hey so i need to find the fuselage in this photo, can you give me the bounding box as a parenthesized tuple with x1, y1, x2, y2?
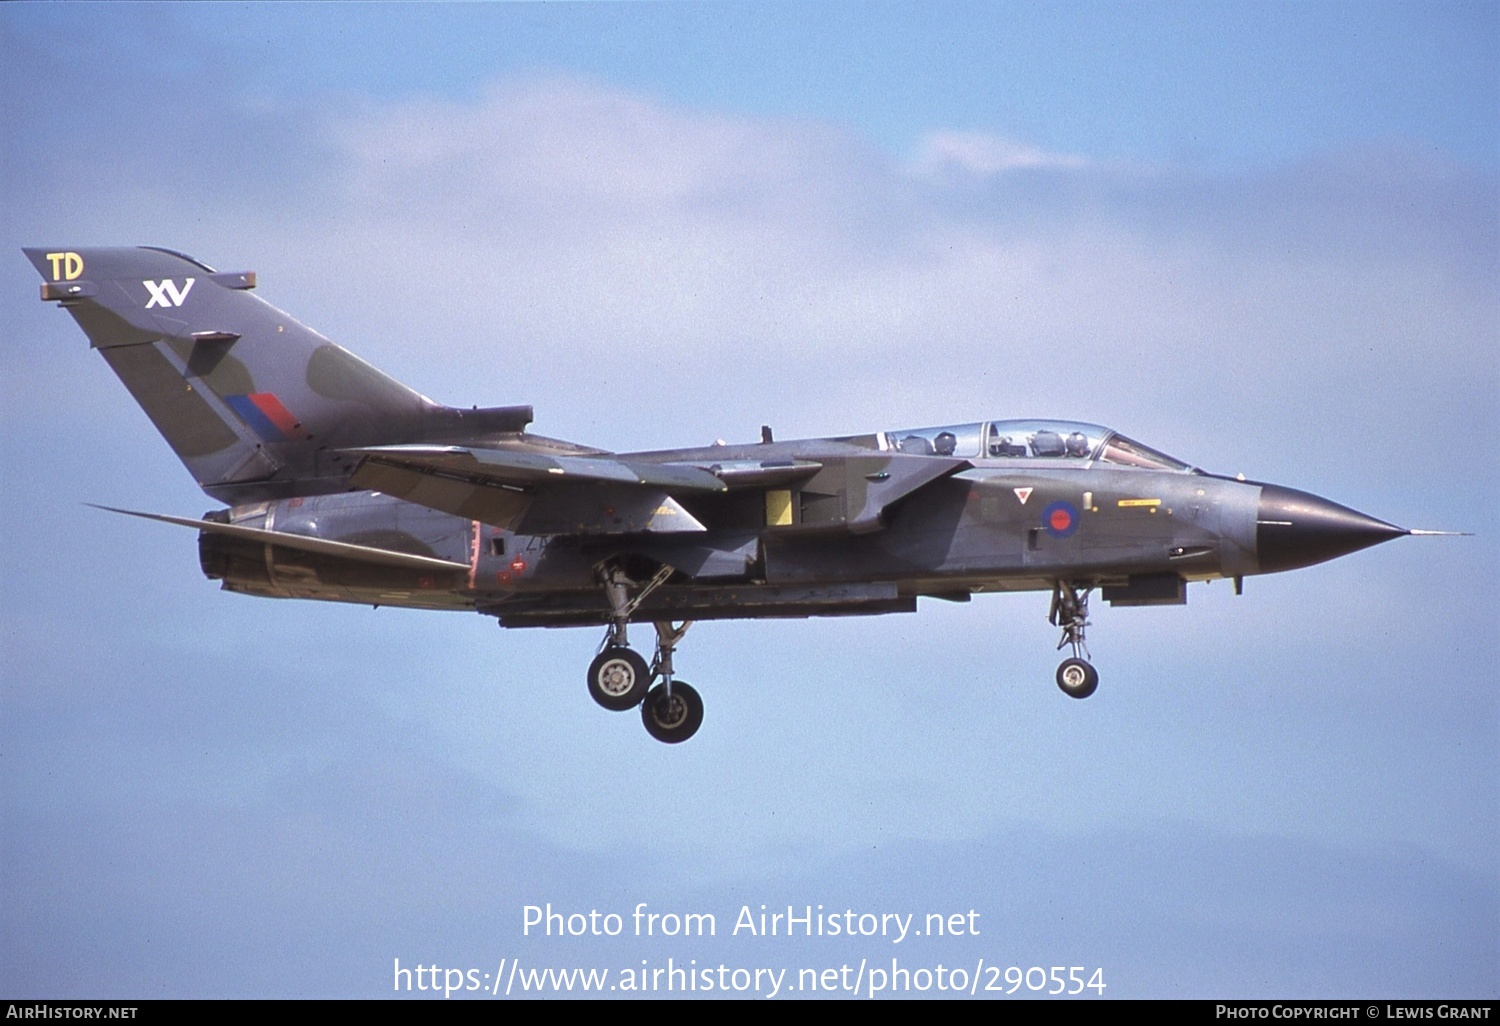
(197, 418, 1398, 627)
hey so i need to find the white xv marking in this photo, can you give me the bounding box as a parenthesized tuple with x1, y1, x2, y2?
(143, 277, 195, 308)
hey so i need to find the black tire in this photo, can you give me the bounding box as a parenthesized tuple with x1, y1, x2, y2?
(1056, 657, 1099, 699)
(640, 681, 704, 744)
(587, 647, 651, 711)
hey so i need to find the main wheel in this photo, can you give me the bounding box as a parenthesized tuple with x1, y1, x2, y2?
(1056, 657, 1099, 699)
(640, 681, 704, 744)
(587, 647, 651, 711)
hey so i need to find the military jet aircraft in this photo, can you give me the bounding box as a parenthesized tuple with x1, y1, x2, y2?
(26, 246, 1441, 743)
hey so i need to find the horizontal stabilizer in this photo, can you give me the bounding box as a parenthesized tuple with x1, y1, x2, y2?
(88, 504, 471, 573)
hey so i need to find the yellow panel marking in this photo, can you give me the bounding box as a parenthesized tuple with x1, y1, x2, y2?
(766, 489, 793, 526)
(1117, 498, 1161, 508)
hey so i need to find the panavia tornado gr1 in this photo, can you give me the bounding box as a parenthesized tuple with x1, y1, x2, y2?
(26, 246, 1445, 743)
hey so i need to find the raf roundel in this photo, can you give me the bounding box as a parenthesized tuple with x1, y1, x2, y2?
(1042, 500, 1080, 539)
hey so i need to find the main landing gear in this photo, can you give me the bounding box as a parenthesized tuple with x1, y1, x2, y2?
(586, 565, 704, 744)
(586, 646, 650, 711)
(1050, 581, 1099, 699)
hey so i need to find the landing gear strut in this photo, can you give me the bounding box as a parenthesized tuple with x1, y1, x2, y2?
(585, 564, 704, 743)
(1050, 581, 1099, 699)
(641, 622, 702, 744)
(585, 566, 659, 712)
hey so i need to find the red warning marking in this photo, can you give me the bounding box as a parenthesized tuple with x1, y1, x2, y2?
(510, 556, 527, 574)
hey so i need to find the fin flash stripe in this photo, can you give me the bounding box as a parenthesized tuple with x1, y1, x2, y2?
(226, 393, 310, 442)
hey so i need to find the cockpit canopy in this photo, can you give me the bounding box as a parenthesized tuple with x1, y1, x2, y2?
(882, 419, 1194, 472)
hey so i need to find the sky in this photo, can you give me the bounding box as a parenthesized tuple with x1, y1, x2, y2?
(1, 0, 1496, 1000)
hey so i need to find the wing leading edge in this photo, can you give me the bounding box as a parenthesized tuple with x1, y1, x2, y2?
(345, 445, 723, 534)
(344, 444, 968, 537)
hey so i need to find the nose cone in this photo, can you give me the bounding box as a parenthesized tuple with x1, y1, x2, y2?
(1256, 484, 1407, 574)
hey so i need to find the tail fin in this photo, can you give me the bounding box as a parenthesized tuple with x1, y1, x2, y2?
(24, 247, 530, 503)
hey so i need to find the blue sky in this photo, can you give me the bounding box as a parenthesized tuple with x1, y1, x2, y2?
(2, 1, 1496, 999)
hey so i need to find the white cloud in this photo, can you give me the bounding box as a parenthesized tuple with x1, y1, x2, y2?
(911, 129, 1089, 176)
(284, 78, 1492, 463)
(8, 68, 1491, 464)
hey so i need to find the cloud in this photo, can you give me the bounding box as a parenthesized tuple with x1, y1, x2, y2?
(9, 61, 1491, 454)
(911, 130, 1089, 176)
(170, 74, 1471, 463)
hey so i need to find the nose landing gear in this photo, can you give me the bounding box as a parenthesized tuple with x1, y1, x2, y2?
(1055, 656, 1099, 699)
(1050, 581, 1099, 699)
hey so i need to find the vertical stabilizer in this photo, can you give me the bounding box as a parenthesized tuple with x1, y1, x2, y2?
(24, 246, 441, 502)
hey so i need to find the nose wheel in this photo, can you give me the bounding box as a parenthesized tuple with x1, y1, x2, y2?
(1056, 656, 1099, 699)
(1050, 581, 1099, 699)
